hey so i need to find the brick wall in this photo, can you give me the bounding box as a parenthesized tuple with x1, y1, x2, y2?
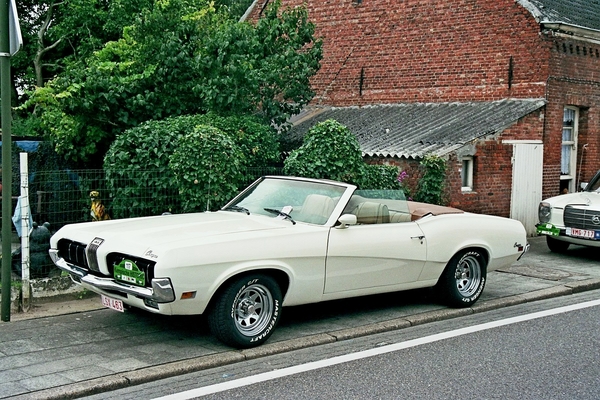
(542, 35, 600, 198)
(364, 109, 545, 217)
(250, 0, 600, 215)
(249, 0, 548, 104)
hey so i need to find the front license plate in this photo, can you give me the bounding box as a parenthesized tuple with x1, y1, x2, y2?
(566, 227, 598, 239)
(101, 295, 124, 312)
(537, 223, 559, 236)
(114, 259, 145, 286)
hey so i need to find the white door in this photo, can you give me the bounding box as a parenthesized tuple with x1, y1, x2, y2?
(325, 222, 427, 294)
(509, 141, 543, 235)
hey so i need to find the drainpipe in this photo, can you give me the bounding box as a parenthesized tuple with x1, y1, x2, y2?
(577, 143, 588, 190)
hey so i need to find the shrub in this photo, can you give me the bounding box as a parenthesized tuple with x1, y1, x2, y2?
(104, 113, 278, 217)
(360, 164, 402, 190)
(104, 116, 190, 217)
(169, 125, 244, 212)
(283, 119, 364, 185)
(284, 119, 402, 190)
(195, 113, 280, 168)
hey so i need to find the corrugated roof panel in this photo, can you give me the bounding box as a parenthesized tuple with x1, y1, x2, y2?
(519, 0, 600, 31)
(285, 99, 546, 159)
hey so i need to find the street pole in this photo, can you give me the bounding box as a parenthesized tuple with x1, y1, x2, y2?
(1, 0, 12, 322)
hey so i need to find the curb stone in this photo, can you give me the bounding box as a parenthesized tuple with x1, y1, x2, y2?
(565, 278, 600, 293)
(11, 277, 600, 400)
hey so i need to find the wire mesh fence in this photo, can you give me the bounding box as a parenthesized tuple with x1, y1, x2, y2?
(31, 166, 284, 231)
(7, 166, 282, 279)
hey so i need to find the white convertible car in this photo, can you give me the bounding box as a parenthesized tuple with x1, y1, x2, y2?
(537, 169, 600, 252)
(50, 176, 528, 348)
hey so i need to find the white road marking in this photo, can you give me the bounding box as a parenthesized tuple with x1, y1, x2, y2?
(152, 299, 600, 400)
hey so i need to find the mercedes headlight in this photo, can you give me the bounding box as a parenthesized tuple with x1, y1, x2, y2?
(538, 201, 552, 223)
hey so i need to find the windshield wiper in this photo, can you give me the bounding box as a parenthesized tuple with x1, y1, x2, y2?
(224, 205, 250, 215)
(264, 208, 296, 225)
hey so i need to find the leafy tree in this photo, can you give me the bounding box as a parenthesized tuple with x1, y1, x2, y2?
(10, 1, 253, 102)
(12, 0, 154, 96)
(214, 0, 255, 18)
(20, 0, 321, 167)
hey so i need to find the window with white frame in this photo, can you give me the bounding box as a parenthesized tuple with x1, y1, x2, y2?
(561, 107, 578, 193)
(461, 156, 474, 192)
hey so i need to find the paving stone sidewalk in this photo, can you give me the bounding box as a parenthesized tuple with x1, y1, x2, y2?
(1, 236, 599, 399)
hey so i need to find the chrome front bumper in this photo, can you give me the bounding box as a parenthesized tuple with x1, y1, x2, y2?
(49, 249, 175, 303)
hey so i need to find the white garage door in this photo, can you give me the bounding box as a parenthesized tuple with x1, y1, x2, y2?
(508, 141, 543, 236)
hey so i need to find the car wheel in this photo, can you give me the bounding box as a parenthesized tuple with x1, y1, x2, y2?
(437, 249, 487, 308)
(546, 236, 570, 253)
(208, 274, 282, 348)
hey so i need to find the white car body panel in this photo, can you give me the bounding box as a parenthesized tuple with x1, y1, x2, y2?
(537, 169, 600, 249)
(325, 221, 427, 293)
(49, 176, 528, 319)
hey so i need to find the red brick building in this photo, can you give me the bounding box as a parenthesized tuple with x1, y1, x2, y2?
(246, 0, 600, 234)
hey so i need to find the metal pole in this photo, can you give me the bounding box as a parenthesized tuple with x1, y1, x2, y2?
(1, 0, 12, 321)
(20, 152, 30, 311)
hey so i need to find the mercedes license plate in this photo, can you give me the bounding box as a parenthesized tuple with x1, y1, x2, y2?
(566, 227, 596, 239)
(101, 295, 124, 312)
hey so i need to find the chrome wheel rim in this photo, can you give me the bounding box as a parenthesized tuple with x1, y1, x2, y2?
(234, 283, 274, 337)
(454, 254, 482, 297)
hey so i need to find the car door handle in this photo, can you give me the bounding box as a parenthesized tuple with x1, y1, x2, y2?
(411, 235, 425, 244)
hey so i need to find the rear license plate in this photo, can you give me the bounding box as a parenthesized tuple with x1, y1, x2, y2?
(566, 227, 597, 239)
(101, 295, 124, 312)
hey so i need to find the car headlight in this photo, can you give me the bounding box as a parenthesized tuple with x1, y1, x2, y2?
(538, 201, 552, 223)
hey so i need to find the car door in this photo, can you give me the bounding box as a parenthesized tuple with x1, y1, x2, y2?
(324, 221, 427, 294)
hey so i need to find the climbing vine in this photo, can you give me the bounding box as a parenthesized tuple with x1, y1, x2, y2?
(414, 154, 447, 205)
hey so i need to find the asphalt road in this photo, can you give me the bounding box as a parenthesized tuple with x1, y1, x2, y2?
(85, 290, 600, 400)
(1, 236, 600, 399)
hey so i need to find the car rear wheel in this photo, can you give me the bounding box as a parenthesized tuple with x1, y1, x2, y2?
(546, 236, 570, 253)
(437, 249, 487, 308)
(208, 274, 282, 348)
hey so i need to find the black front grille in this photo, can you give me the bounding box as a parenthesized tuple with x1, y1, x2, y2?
(57, 239, 89, 269)
(564, 205, 600, 230)
(106, 253, 156, 287)
(57, 239, 156, 286)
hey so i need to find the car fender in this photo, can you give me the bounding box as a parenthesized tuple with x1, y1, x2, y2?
(155, 229, 329, 315)
(415, 213, 525, 280)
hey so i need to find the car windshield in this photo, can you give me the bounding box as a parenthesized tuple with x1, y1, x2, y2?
(226, 178, 347, 225)
(584, 170, 600, 193)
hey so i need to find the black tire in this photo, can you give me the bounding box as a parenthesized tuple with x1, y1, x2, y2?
(437, 249, 487, 308)
(546, 236, 570, 253)
(208, 274, 282, 348)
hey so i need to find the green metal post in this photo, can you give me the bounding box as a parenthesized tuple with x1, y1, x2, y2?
(1, 0, 12, 321)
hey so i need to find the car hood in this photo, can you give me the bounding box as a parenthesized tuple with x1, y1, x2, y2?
(51, 211, 288, 249)
(544, 191, 600, 208)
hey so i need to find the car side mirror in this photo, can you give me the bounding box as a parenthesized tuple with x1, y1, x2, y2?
(337, 214, 357, 229)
